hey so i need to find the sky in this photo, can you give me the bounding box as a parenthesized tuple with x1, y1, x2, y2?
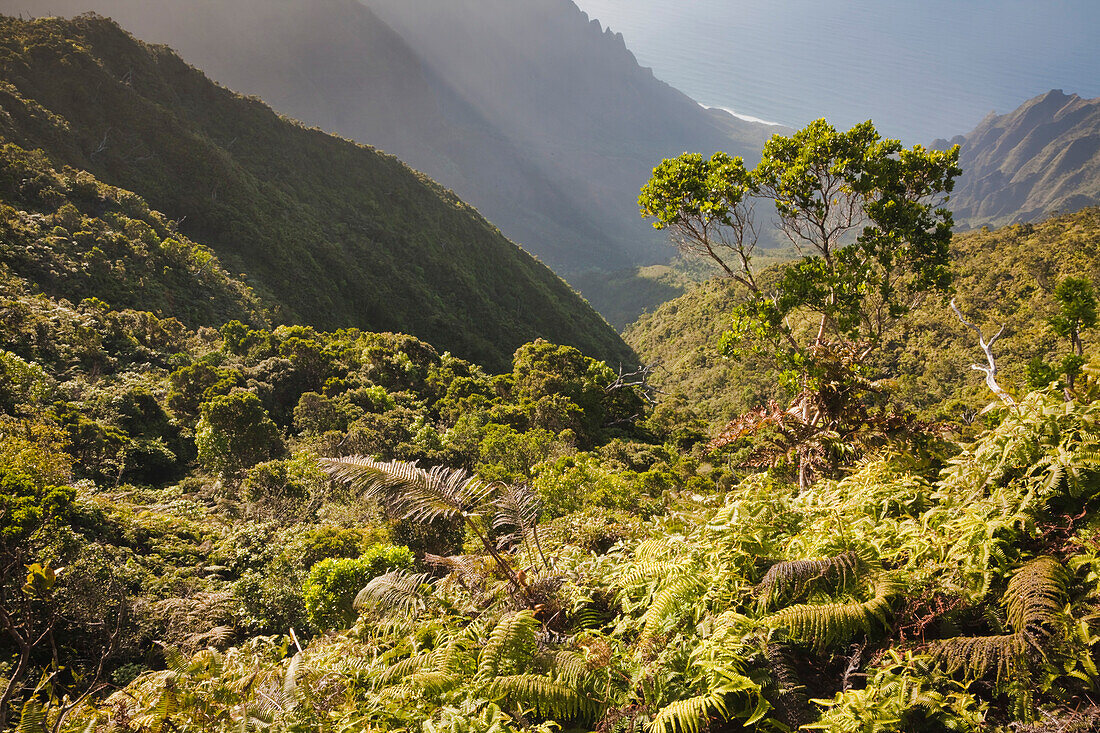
(572, 0, 1100, 143)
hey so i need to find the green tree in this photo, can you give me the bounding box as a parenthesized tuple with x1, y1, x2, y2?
(1050, 276, 1097, 358)
(195, 391, 283, 477)
(640, 119, 960, 486)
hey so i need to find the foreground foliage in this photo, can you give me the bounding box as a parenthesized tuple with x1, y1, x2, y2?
(10, 375, 1091, 731)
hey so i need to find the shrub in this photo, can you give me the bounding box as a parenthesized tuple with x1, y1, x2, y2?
(293, 526, 369, 570)
(241, 456, 326, 505)
(303, 544, 413, 631)
(195, 391, 283, 476)
(0, 467, 75, 549)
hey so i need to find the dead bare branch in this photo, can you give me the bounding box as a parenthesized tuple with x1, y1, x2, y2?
(950, 299, 1017, 409)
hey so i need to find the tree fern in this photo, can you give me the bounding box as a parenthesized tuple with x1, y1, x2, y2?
(322, 457, 493, 523)
(325, 457, 534, 599)
(493, 482, 549, 569)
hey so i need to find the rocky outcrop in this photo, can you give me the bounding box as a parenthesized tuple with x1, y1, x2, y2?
(934, 90, 1100, 229)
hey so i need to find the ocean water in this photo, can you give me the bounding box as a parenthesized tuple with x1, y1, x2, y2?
(573, 0, 1100, 143)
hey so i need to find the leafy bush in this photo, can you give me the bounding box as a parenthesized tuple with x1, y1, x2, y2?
(292, 526, 370, 570)
(0, 467, 75, 548)
(303, 544, 413, 631)
(196, 391, 284, 476)
(241, 455, 327, 506)
(532, 453, 669, 519)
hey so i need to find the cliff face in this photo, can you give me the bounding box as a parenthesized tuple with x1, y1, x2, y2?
(935, 90, 1100, 229)
(0, 0, 779, 275)
(0, 14, 635, 369)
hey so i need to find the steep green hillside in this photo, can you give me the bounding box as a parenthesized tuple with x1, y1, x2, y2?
(627, 208, 1100, 426)
(0, 0, 783, 276)
(0, 14, 633, 370)
(0, 142, 264, 327)
(4, 233, 1100, 732)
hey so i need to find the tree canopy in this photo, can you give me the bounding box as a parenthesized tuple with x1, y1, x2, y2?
(640, 119, 961, 485)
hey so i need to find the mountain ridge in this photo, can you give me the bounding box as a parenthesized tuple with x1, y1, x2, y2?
(0, 13, 633, 370)
(0, 0, 782, 276)
(934, 89, 1100, 229)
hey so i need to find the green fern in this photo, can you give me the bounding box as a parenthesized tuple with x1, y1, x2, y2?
(477, 610, 540, 678)
(648, 691, 728, 733)
(15, 698, 47, 733)
(764, 576, 899, 652)
(322, 457, 493, 523)
(640, 570, 707, 640)
(622, 559, 687, 587)
(1003, 555, 1069, 639)
(648, 674, 767, 733)
(354, 570, 434, 618)
(489, 674, 593, 720)
(540, 650, 590, 686)
(929, 556, 1069, 687)
(756, 550, 866, 610)
(406, 671, 463, 695)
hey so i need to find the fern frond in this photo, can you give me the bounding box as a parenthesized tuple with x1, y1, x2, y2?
(764, 577, 898, 652)
(322, 456, 494, 522)
(622, 560, 686, 587)
(765, 642, 811, 729)
(187, 625, 234, 650)
(15, 698, 47, 733)
(534, 649, 589, 686)
(283, 652, 301, 708)
(648, 691, 728, 733)
(478, 610, 540, 678)
(354, 570, 434, 617)
(493, 483, 541, 542)
(151, 683, 178, 732)
(641, 571, 706, 639)
(407, 671, 462, 695)
(756, 550, 866, 610)
(928, 632, 1025, 684)
(929, 556, 1070, 687)
(634, 537, 680, 563)
(1003, 555, 1068, 640)
(489, 674, 593, 721)
(162, 645, 188, 674)
(380, 651, 437, 684)
(240, 705, 276, 731)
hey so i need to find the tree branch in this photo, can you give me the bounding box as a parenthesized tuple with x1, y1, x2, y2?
(950, 299, 1017, 409)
